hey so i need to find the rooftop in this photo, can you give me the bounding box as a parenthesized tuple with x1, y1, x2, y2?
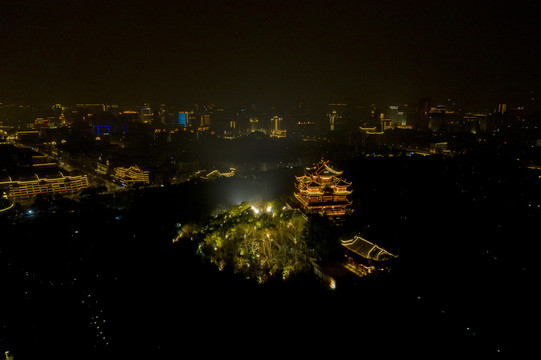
(341, 236, 397, 261)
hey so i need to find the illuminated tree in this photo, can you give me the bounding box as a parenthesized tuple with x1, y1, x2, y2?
(177, 201, 312, 283)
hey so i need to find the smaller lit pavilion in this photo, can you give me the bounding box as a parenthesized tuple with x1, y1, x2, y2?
(341, 236, 397, 277)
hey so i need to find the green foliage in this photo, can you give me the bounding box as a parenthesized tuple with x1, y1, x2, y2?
(178, 201, 313, 283)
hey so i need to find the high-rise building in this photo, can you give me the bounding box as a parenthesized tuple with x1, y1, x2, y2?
(249, 117, 259, 132)
(418, 97, 432, 129)
(140, 103, 153, 124)
(269, 116, 286, 138)
(388, 106, 399, 127)
(463, 113, 490, 134)
(271, 115, 281, 132)
(428, 105, 446, 132)
(478, 114, 494, 135)
(178, 112, 188, 128)
(200, 114, 211, 127)
(380, 116, 392, 131)
(397, 109, 406, 126)
(328, 110, 341, 131)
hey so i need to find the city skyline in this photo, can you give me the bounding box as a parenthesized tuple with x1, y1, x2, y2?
(2, 2, 540, 357)
(1, 0, 539, 107)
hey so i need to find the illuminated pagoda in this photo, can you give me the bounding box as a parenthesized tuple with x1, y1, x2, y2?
(294, 159, 352, 218)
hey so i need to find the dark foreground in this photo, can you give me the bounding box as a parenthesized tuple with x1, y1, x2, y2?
(1, 154, 539, 359)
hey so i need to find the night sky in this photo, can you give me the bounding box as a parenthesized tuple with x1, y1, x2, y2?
(1, 0, 539, 107)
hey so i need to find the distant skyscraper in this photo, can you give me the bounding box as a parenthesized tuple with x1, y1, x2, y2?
(271, 115, 281, 132)
(477, 114, 494, 135)
(178, 112, 188, 128)
(397, 105, 407, 126)
(328, 110, 341, 131)
(380, 116, 392, 131)
(428, 105, 446, 132)
(388, 106, 399, 127)
(200, 114, 211, 127)
(270, 116, 286, 138)
(249, 117, 259, 132)
(418, 97, 432, 129)
(140, 103, 153, 124)
(368, 104, 380, 128)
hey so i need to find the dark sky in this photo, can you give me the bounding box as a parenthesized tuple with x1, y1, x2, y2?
(1, 0, 539, 107)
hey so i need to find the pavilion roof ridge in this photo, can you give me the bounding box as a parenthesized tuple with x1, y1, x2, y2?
(341, 235, 397, 261)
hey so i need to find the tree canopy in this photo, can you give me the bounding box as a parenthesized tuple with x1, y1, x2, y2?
(176, 201, 314, 283)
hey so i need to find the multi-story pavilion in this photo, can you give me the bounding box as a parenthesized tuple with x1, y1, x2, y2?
(294, 159, 352, 218)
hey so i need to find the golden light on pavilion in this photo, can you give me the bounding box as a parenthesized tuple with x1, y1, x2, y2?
(294, 159, 352, 218)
